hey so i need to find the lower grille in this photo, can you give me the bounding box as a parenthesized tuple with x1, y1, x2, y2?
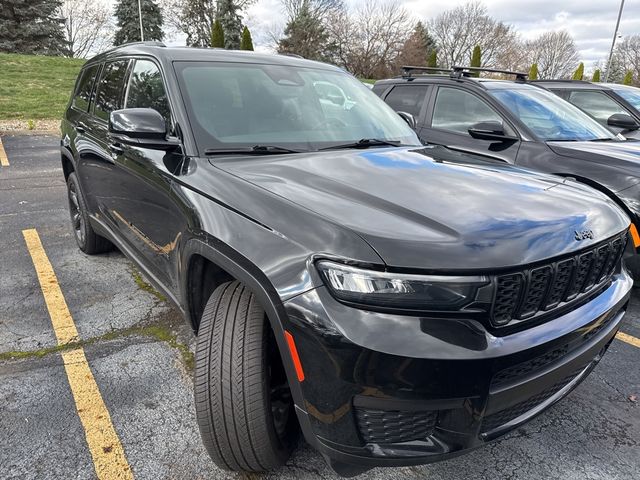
(490, 233, 626, 327)
(481, 370, 582, 433)
(355, 408, 437, 444)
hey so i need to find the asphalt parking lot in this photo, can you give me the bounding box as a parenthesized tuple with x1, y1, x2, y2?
(0, 133, 639, 480)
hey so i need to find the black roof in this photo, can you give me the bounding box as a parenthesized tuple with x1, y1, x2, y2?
(84, 42, 341, 72)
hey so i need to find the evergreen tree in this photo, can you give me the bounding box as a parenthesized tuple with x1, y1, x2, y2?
(427, 50, 437, 68)
(113, 0, 164, 46)
(592, 69, 601, 82)
(470, 45, 481, 77)
(529, 63, 539, 80)
(211, 18, 225, 47)
(623, 71, 634, 85)
(0, 0, 68, 55)
(218, 0, 242, 49)
(572, 62, 584, 80)
(278, 4, 331, 61)
(240, 26, 254, 51)
(396, 21, 437, 68)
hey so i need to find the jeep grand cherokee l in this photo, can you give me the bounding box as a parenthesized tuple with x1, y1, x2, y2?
(61, 44, 633, 476)
(375, 66, 640, 279)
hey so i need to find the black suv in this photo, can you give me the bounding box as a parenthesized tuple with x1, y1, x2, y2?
(533, 80, 640, 139)
(62, 45, 633, 476)
(375, 66, 640, 277)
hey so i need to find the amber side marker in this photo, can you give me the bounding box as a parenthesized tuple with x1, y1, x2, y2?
(284, 331, 305, 382)
(22, 228, 133, 480)
(630, 224, 640, 248)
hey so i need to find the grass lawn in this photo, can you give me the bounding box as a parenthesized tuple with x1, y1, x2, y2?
(0, 53, 85, 120)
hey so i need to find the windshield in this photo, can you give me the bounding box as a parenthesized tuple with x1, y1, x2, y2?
(174, 61, 420, 153)
(489, 86, 616, 141)
(613, 87, 640, 110)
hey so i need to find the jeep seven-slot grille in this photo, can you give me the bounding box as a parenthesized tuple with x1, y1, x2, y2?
(491, 233, 626, 327)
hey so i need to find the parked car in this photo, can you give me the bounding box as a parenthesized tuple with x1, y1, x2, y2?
(375, 66, 640, 278)
(62, 46, 633, 476)
(533, 80, 640, 139)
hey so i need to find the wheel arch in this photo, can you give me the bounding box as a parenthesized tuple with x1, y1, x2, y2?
(61, 146, 75, 181)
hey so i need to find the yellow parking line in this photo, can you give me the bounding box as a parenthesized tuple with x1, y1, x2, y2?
(616, 331, 640, 348)
(22, 229, 133, 480)
(0, 137, 9, 166)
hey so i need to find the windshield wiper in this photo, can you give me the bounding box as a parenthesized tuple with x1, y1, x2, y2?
(204, 145, 303, 155)
(589, 138, 616, 142)
(318, 138, 402, 151)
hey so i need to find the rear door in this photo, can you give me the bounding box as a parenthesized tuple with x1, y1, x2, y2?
(420, 85, 521, 163)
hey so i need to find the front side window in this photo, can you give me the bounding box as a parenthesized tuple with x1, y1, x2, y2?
(72, 64, 100, 112)
(612, 87, 640, 110)
(126, 59, 171, 126)
(567, 90, 629, 124)
(431, 87, 505, 134)
(384, 85, 428, 118)
(174, 61, 420, 153)
(94, 60, 130, 121)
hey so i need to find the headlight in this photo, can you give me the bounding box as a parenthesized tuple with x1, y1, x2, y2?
(317, 261, 490, 311)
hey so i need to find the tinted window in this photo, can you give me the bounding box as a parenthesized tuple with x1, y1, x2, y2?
(385, 85, 428, 118)
(73, 65, 100, 112)
(432, 87, 504, 134)
(568, 90, 629, 124)
(94, 60, 130, 121)
(126, 60, 171, 125)
(613, 87, 640, 110)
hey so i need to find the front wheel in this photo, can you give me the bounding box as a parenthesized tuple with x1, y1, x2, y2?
(194, 281, 298, 472)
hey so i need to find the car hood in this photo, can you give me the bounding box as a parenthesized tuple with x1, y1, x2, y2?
(212, 146, 629, 270)
(547, 140, 640, 190)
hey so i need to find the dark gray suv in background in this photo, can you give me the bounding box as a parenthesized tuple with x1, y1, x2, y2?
(61, 45, 633, 476)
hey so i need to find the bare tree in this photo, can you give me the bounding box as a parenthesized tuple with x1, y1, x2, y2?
(523, 30, 578, 79)
(59, 0, 112, 58)
(615, 35, 640, 82)
(428, 1, 518, 69)
(327, 0, 413, 79)
(281, 0, 342, 20)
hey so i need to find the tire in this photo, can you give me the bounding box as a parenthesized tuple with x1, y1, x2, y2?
(194, 281, 297, 472)
(66, 172, 112, 254)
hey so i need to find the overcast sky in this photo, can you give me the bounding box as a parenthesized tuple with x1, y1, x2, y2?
(239, 0, 637, 67)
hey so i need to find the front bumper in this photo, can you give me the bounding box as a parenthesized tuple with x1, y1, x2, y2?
(282, 269, 632, 474)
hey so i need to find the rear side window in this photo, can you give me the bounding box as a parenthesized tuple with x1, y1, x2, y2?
(384, 85, 428, 118)
(94, 60, 130, 121)
(125, 60, 171, 126)
(72, 65, 100, 112)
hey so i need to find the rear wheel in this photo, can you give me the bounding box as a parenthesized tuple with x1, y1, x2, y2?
(67, 172, 112, 254)
(194, 281, 298, 472)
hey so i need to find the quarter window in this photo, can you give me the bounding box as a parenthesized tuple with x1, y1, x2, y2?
(125, 60, 171, 126)
(432, 87, 505, 135)
(385, 85, 428, 118)
(72, 65, 100, 112)
(94, 60, 130, 121)
(567, 90, 629, 124)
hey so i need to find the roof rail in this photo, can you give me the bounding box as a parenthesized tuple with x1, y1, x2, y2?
(401, 65, 452, 78)
(530, 79, 591, 84)
(451, 66, 528, 82)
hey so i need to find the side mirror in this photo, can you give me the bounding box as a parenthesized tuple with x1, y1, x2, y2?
(468, 121, 517, 142)
(607, 113, 639, 131)
(397, 111, 417, 130)
(109, 108, 179, 149)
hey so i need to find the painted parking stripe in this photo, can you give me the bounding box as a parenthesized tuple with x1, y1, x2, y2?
(22, 229, 133, 480)
(0, 137, 8, 166)
(616, 331, 640, 348)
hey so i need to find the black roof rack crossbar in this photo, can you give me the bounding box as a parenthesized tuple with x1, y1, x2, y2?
(451, 66, 528, 82)
(402, 65, 452, 78)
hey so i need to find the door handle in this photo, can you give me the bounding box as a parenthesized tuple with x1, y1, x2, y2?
(109, 143, 124, 155)
(75, 122, 88, 134)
